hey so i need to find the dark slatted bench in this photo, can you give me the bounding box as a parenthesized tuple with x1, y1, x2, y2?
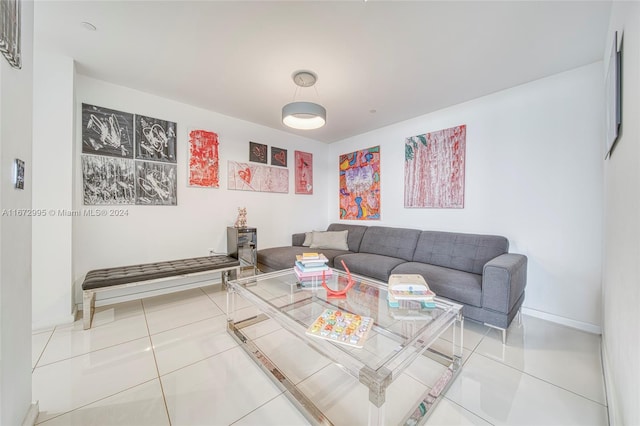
(82, 255, 240, 329)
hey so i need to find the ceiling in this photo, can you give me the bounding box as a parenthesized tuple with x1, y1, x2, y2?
(34, 1, 612, 143)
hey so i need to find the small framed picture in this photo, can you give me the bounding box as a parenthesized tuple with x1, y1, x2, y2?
(271, 147, 287, 167)
(14, 158, 24, 189)
(249, 141, 267, 163)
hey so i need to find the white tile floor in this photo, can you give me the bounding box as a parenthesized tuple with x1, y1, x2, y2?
(32, 286, 609, 425)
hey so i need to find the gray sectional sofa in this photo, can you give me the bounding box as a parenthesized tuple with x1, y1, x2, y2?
(257, 223, 527, 341)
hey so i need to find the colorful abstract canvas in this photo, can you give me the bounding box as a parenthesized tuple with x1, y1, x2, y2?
(339, 146, 380, 220)
(228, 161, 289, 193)
(404, 125, 466, 208)
(188, 129, 219, 188)
(294, 151, 313, 194)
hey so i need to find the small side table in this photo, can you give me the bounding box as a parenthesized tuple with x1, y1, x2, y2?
(227, 226, 257, 279)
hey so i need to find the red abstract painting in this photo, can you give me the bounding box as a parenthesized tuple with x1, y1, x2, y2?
(294, 151, 313, 194)
(404, 125, 466, 208)
(339, 146, 381, 220)
(188, 129, 219, 188)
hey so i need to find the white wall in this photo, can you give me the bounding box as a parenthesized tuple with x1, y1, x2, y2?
(72, 75, 330, 303)
(329, 63, 604, 329)
(602, 3, 640, 425)
(0, 1, 35, 424)
(32, 52, 75, 329)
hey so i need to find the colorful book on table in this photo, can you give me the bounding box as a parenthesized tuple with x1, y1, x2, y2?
(294, 265, 332, 279)
(294, 261, 330, 272)
(296, 253, 329, 267)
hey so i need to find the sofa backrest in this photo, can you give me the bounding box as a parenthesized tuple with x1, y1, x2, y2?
(413, 231, 508, 274)
(327, 223, 368, 252)
(358, 226, 421, 261)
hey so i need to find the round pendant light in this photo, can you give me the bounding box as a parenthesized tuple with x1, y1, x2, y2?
(282, 71, 326, 130)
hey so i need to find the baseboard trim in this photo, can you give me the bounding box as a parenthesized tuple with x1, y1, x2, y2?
(32, 310, 76, 332)
(21, 401, 39, 426)
(521, 307, 602, 334)
(601, 337, 619, 425)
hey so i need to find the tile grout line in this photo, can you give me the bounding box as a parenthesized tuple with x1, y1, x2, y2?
(473, 350, 609, 407)
(32, 326, 56, 372)
(156, 345, 239, 378)
(440, 330, 497, 426)
(147, 311, 227, 337)
(34, 333, 151, 369)
(34, 379, 160, 425)
(227, 392, 290, 425)
(442, 396, 497, 426)
(141, 298, 173, 426)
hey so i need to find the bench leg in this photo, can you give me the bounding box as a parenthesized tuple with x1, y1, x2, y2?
(83, 291, 96, 330)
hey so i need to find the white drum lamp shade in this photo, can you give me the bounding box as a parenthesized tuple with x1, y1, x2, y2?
(282, 101, 326, 130)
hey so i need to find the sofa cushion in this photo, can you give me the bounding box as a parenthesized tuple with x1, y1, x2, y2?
(292, 233, 306, 246)
(334, 253, 407, 282)
(327, 223, 368, 252)
(310, 230, 349, 250)
(302, 232, 313, 246)
(257, 246, 352, 271)
(391, 262, 482, 307)
(358, 226, 421, 261)
(412, 231, 508, 274)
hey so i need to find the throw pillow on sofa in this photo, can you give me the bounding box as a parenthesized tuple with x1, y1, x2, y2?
(302, 232, 313, 247)
(309, 230, 349, 250)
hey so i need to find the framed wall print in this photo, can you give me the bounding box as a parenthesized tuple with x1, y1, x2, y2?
(271, 146, 287, 167)
(14, 158, 24, 189)
(605, 31, 622, 159)
(294, 150, 313, 194)
(249, 141, 268, 164)
(0, 0, 21, 69)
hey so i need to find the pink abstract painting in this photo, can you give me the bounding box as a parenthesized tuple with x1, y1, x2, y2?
(294, 151, 313, 194)
(228, 161, 289, 193)
(404, 125, 466, 208)
(339, 146, 381, 220)
(188, 129, 219, 188)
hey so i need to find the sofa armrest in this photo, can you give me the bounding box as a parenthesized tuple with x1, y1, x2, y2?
(482, 254, 527, 314)
(292, 232, 306, 246)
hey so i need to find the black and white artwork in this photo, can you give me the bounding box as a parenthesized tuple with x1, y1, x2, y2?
(135, 115, 177, 163)
(82, 103, 134, 158)
(135, 161, 177, 205)
(14, 158, 24, 189)
(0, 0, 21, 69)
(82, 155, 135, 205)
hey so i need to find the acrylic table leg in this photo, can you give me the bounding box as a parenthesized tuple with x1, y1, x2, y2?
(368, 401, 386, 426)
(226, 285, 236, 325)
(453, 313, 464, 361)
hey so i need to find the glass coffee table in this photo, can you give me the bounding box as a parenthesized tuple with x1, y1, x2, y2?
(226, 268, 463, 425)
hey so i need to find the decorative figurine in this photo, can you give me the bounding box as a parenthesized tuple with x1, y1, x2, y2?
(234, 207, 247, 228)
(322, 260, 355, 298)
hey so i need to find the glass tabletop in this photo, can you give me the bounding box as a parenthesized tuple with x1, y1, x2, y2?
(227, 268, 463, 381)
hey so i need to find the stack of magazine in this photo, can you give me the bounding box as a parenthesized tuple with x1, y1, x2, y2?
(294, 253, 331, 286)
